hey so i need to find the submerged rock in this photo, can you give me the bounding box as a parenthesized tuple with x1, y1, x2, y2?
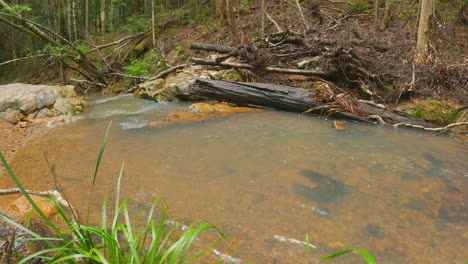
(134, 66, 243, 102)
(9, 195, 58, 218)
(0, 83, 87, 124)
(293, 170, 349, 203)
(145, 102, 260, 128)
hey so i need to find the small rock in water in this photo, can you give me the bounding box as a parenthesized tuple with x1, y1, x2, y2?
(293, 170, 349, 203)
(311, 206, 330, 218)
(400, 173, 421, 181)
(366, 223, 383, 238)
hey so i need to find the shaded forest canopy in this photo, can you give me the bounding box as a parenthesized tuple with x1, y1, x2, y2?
(0, 0, 467, 108)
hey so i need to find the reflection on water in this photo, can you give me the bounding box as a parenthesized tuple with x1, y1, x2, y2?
(1, 95, 467, 263)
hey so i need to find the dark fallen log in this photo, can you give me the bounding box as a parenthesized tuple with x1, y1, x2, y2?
(189, 78, 436, 127)
(190, 43, 236, 54)
(191, 58, 335, 78)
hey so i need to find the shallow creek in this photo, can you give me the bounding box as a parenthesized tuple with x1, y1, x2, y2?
(1, 94, 467, 263)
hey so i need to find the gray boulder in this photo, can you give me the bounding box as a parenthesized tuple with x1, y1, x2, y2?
(0, 83, 87, 124)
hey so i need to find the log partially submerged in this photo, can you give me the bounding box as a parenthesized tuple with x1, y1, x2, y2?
(189, 78, 436, 127)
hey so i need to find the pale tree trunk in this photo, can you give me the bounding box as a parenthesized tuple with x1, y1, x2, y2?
(72, 0, 77, 41)
(66, 0, 72, 41)
(416, 0, 434, 57)
(379, 0, 392, 31)
(85, 0, 88, 37)
(226, 0, 240, 45)
(100, 0, 106, 38)
(57, 0, 61, 36)
(215, 0, 223, 19)
(110, 1, 114, 33)
(374, 0, 379, 26)
(261, 0, 265, 34)
(152, 0, 155, 48)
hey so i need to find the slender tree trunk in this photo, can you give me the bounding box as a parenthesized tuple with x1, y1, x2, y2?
(379, 0, 392, 31)
(134, 0, 139, 14)
(57, 0, 61, 36)
(66, 0, 72, 41)
(374, 0, 379, 26)
(100, 0, 106, 38)
(85, 0, 88, 37)
(72, 0, 77, 41)
(215, 0, 223, 19)
(152, 0, 156, 48)
(226, 0, 240, 45)
(110, 1, 114, 33)
(416, 0, 434, 56)
(261, 0, 265, 34)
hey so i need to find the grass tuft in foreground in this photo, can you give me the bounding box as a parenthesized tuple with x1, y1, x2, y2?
(0, 123, 224, 264)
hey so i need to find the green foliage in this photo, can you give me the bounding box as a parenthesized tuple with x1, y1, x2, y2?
(2, 4, 31, 15)
(39, 44, 68, 60)
(348, 0, 372, 14)
(123, 50, 165, 77)
(322, 248, 377, 264)
(175, 45, 187, 59)
(120, 15, 149, 33)
(0, 124, 224, 264)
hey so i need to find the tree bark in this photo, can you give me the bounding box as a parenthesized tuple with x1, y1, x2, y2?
(216, 0, 224, 19)
(416, 0, 434, 56)
(379, 0, 392, 31)
(152, 0, 156, 48)
(85, 0, 88, 37)
(100, 0, 106, 38)
(190, 43, 236, 54)
(226, 0, 240, 45)
(189, 78, 437, 127)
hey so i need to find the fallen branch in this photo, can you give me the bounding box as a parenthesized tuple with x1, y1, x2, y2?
(393, 122, 468, 131)
(266, 12, 282, 32)
(109, 72, 150, 80)
(0, 54, 49, 67)
(358, 99, 386, 109)
(147, 64, 188, 81)
(70, 78, 107, 88)
(190, 43, 235, 54)
(85, 30, 151, 54)
(191, 57, 334, 78)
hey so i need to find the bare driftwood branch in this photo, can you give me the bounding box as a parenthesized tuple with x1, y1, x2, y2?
(358, 99, 386, 109)
(191, 58, 335, 78)
(266, 12, 282, 32)
(393, 122, 468, 132)
(70, 78, 107, 88)
(109, 72, 150, 80)
(0, 54, 49, 66)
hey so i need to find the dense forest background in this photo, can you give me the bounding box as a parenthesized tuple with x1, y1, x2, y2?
(0, 0, 466, 107)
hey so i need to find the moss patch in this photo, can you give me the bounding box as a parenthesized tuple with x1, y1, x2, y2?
(404, 99, 463, 126)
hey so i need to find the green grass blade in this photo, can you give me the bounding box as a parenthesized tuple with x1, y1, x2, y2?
(92, 121, 112, 189)
(321, 248, 376, 264)
(86, 121, 112, 225)
(353, 249, 377, 264)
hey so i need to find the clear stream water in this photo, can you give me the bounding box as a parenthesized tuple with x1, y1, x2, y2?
(1, 94, 467, 263)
